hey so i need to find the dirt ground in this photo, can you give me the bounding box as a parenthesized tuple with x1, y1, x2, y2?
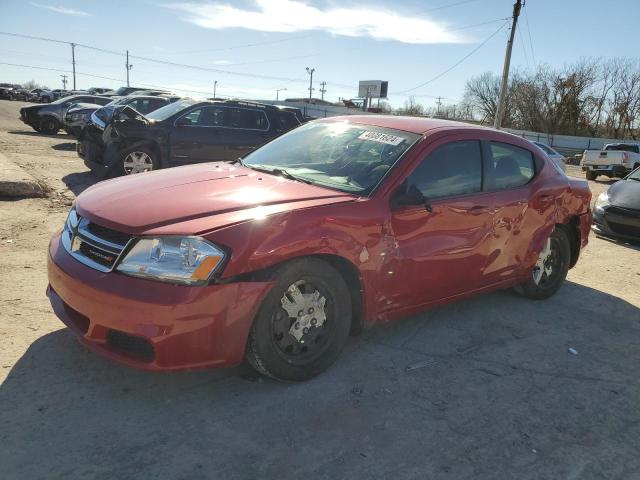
(1, 99, 639, 480)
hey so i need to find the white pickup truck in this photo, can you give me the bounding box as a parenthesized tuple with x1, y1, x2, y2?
(581, 143, 640, 180)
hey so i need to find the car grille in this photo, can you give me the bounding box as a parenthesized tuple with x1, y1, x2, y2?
(62, 214, 132, 272)
(607, 205, 640, 217)
(608, 222, 640, 239)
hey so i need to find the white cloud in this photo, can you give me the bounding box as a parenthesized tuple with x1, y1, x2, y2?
(213, 60, 231, 65)
(30, 2, 91, 16)
(166, 0, 464, 44)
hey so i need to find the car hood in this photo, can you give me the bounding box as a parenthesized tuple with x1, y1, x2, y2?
(608, 178, 640, 209)
(76, 163, 357, 235)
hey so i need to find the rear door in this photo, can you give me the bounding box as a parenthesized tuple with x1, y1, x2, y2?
(169, 106, 227, 163)
(481, 140, 554, 282)
(221, 108, 272, 160)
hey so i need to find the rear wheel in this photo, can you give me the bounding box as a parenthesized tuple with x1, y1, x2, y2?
(515, 228, 571, 300)
(39, 116, 59, 134)
(246, 258, 351, 382)
(585, 170, 597, 181)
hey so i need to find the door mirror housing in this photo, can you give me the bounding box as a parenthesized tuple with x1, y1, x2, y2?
(391, 185, 433, 212)
(175, 116, 192, 127)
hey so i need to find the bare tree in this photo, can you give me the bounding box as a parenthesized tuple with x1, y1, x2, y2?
(398, 96, 425, 116)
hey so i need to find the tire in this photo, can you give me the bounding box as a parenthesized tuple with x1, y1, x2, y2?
(118, 146, 159, 176)
(246, 258, 351, 382)
(585, 170, 597, 181)
(39, 116, 59, 134)
(515, 228, 571, 300)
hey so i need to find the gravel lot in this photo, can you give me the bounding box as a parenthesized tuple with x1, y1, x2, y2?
(1, 99, 639, 480)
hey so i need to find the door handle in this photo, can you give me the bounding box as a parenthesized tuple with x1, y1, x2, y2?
(468, 205, 491, 215)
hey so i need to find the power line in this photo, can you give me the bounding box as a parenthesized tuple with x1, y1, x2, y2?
(517, 22, 530, 68)
(396, 21, 508, 94)
(417, 0, 484, 13)
(523, 5, 537, 67)
(151, 33, 316, 55)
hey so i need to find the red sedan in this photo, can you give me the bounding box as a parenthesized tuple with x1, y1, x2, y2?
(47, 116, 592, 381)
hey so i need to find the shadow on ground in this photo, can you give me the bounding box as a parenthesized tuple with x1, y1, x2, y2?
(2, 282, 640, 479)
(8, 130, 67, 139)
(52, 142, 76, 151)
(61, 171, 98, 196)
(594, 234, 640, 252)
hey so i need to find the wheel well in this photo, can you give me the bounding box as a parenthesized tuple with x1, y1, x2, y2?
(311, 254, 364, 336)
(556, 219, 580, 268)
(237, 254, 365, 336)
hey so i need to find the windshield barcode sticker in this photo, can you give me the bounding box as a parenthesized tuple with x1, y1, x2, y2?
(358, 131, 405, 146)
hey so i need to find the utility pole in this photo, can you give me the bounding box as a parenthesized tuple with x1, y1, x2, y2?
(126, 50, 133, 87)
(493, 0, 523, 129)
(213, 80, 218, 98)
(276, 88, 287, 101)
(60, 74, 68, 90)
(319, 81, 326, 101)
(306, 67, 315, 103)
(70, 42, 76, 90)
(436, 96, 443, 116)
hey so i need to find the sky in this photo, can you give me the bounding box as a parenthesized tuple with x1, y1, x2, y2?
(0, 0, 638, 109)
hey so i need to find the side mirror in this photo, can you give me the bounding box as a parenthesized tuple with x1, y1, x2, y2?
(175, 116, 192, 127)
(391, 185, 433, 212)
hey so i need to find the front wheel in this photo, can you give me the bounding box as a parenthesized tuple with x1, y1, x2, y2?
(246, 258, 351, 382)
(119, 146, 159, 175)
(585, 170, 597, 181)
(39, 116, 59, 134)
(515, 228, 571, 300)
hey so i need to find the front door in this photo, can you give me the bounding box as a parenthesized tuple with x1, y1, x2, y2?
(383, 138, 497, 312)
(170, 106, 227, 163)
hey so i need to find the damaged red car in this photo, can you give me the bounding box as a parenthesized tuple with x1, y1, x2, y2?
(47, 116, 592, 381)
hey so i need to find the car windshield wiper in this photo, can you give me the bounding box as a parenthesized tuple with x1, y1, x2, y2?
(227, 157, 245, 166)
(245, 164, 313, 184)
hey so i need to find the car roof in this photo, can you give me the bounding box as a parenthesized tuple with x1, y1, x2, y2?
(321, 115, 494, 135)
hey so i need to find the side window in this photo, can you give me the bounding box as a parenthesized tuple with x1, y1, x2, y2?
(276, 111, 300, 131)
(180, 108, 202, 125)
(487, 142, 535, 190)
(406, 140, 482, 200)
(198, 107, 225, 127)
(225, 109, 269, 130)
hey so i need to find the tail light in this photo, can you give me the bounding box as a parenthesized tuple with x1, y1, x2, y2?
(623, 152, 629, 162)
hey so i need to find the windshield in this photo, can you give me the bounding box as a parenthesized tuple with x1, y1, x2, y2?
(146, 99, 196, 121)
(242, 121, 420, 195)
(627, 166, 640, 181)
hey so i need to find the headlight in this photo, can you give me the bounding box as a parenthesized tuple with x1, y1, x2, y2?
(116, 236, 226, 285)
(595, 192, 610, 210)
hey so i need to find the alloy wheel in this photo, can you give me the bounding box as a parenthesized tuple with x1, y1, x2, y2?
(123, 151, 154, 175)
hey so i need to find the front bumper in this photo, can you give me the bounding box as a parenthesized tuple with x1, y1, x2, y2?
(47, 232, 274, 371)
(78, 140, 120, 177)
(592, 205, 640, 241)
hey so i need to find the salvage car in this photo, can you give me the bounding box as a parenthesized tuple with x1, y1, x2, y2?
(592, 166, 640, 241)
(78, 99, 302, 177)
(20, 94, 112, 134)
(47, 116, 592, 381)
(533, 141, 566, 172)
(65, 95, 179, 138)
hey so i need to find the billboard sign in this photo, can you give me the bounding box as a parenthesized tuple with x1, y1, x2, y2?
(358, 80, 388, 99)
